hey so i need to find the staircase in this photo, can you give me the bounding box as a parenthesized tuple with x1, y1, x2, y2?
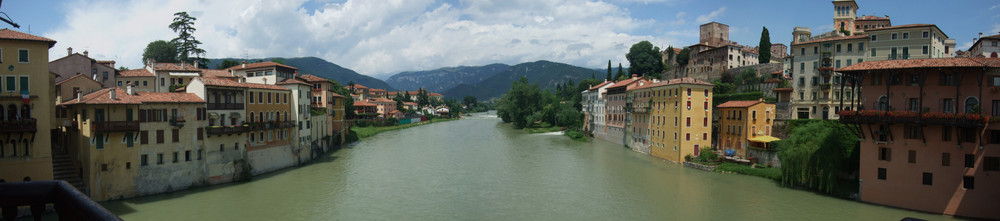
(51, 151, 88, 195)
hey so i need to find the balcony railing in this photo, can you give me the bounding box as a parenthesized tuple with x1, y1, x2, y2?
(207, 103, 244, 110)
(0, 181, 121, 221)
(206, 126, 250, 136)
(248, 121, 297, 131)
(92, 121, 139, 132)
(0, 118, 36, 133)
(838, 110, 992, 127)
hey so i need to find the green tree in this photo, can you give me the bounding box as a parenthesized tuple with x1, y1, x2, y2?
(270, 58, 285, 64)
(777, 120, 859, 194)
(626, 41, 663, 79)
(217, 59, 241, 69)
(141, 40, 178, 65)
(328, 81, 356, 119)
(606, 60, 613, 81)
(615, 63, 626, 80)
(676, 48, 691, 68)
(463, 96, 477, 108)
(758, 27, 772, 64)
(169, 11, 206, 67)
(666, 45, 675, 62)
(417, 88, 431, 107)
(496, 77, 544, 128)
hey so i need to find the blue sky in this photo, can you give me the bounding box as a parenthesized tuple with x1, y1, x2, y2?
(2, 0, 998, 78)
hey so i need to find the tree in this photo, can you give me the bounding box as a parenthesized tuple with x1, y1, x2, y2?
(217, 60, 241, 69)
(615, 63, 625, 80)
(676, 48, 691, 68)
(417, 88, 431, 107)
(666, 45, 675, 62)
(606, 60, 613, 81)
(463, 96, 477, 108)
(758, 27, 772, 64)
(270, 58, 285, 64)
(141, 40, 178, 65)
(626, 41, 663, 79)
(169, 11, 206, 67)
(777, 120, 859, 194)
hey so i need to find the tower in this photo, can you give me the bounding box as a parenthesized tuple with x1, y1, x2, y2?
(792, 27, 812, 44)
(699, 22, 729, 47)
(833, 0, 859, 35)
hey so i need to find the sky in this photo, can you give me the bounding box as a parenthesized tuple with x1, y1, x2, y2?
(3, 0, 998, 79)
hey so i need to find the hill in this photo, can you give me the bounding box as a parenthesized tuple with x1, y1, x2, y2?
(385, 63, 510, 92)
(207, 57, 395, 90)
(443, 60, 599, 100)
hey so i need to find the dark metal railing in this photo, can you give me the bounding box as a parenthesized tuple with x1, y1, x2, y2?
(206, 126, 250, 135)
(207, 103, 244, 110)
(0, 181, 122, 221)
(0, 118, 37, 133)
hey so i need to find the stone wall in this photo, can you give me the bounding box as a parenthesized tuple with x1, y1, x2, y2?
(748, 148, 782, 168)
(247, 145, 295, 175)
(683, 161, 717, 172)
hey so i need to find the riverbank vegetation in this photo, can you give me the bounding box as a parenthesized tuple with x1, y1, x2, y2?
(496, 76, 601, 142)
(714, 163, 782, 180)
(774, 120, 860, 195)
(351, 118, 459, 140)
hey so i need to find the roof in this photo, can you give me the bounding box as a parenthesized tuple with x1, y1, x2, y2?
(370, 88, 387, 93)
(369, 97, 395, 103)
(201, 69, 235, 78)
(856, 15, 889, 20)
(716, 100, 763, 108)
(607, 77, 644, 89)
(61, 88, 205, 105)
(970, 34, 1000, 51)
(837, 57, 1000, 72)
(330, 92, 345, 98)
(299, 74, 329, 83)
(792, 34, 869, 46)
(151, 63, 200, 71)
(0, 29, 56, 47)
(196, 77, 289, 90)
(429, 93, 443, 97)
(117, 69, 155, 77)
(403, 102, 418, 106)
(868, 24, 948, 38)
(56, 74, 102, 86)
(276, 78, 310, 86)
(350, 84, 368, 89)
(354, 100, 376, 107)
(662, 77, 714, 86)
(588, 81, 613, 90)
(231, 61, 298, 71)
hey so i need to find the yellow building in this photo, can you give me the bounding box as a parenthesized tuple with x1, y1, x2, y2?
(115, 69, 156, 92)
(646, 77, 714, 163)
(716, 100, 776, 158)
(54, 74, 102, 104)
(245, 84, 294, 174)
(301, 74, 347, 147)
(60, 86, 207, 201)
(0, 29, 57, 183)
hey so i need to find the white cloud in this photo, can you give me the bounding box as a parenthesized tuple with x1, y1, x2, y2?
(990, 3, 1000, 10)
(695, 6, 725, 23)
(46, 0, 680, 77)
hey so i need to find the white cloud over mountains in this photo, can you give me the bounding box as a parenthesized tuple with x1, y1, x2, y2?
(46, 0, 694, 77)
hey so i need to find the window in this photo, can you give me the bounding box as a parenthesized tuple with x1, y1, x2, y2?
(19, 76, 28, 93)
(960, 127, 977, 142)
(813, 47, 818, 54)
(922, 172, 932, 186)
(891, 33, 898, 40)
(703, 117, 707, 127)
(942, 99, 954, 113)
(172, 152, 179, 163)
(686, 117, 691, 127)
(963, 176, 975, 189)
(141, 154, 148, 166)
(879, 147, 891, 161)
(902, 32, 909, 39)
(870, 34, 877, 41)
(836, 44, 841, 52)
(941, 74, 955, 86)
(871, 48, 877, 57)
(965, 154, 975, 168)
(250, 92, 254, 104)
(156, 130, 164, 143)
(908, 150, 917, 163)
(984, 157, 999, 171)
(965, 97, 979, 113)
(877, 168, 886, 180)
(922, 46, 928, 55)
(859, 43, 865, 51)
(942, 126, 952, 141)
(171, 129, 179, 143)
(157, 153, 164, 164)
(835, 60, 841, 69)
(922, 31, 929, 38)
(18, 49, 28, 63)
(800, 48, 805, 55)
(904, 126, 922, 139)
(685, 133, 690, 141)
(846, 59, 852, 66)
(940, 153, 951, 166)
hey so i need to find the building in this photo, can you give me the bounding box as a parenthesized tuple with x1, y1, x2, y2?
(581, 80, 613, 135)
(627, 80, 658, 154)
(0, 29, 57, 184)
(230, 61, 297, 85)
(185, 77, 250, 184)
(49, 48, 116, 87)
(787, 0, 955, 120)
(603, 76, 647, 145)
(675, 22, 762, 81)
(369, 97, 397, 118)
(646, 77, 715, 163)
(146, 61, 200, 93)
(54, 74, 102, 104)
(354, 100, 377, 119)
(968, 33, 1000, 58)
(244, 83, 295, 175)
(716, 100, 775, 158)
(837, 57, 1000, 220)
(115, 69, 155, 92)
(277, 77, 314, 164)
(60, 87, 207, 201)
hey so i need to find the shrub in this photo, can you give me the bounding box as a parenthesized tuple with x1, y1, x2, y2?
(695, 147, 718, 163)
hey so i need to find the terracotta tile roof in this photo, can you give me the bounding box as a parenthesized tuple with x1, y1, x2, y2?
(354, 100, 376, 106)
(369, 97, 395, 103)
(61, 88, 205, 105)
(276, 78, 310, 86)
(117, 69, 155, 77)
(429, 93, 443, 97)
(588, 81, 613, 90)
(232, 61, 298, 71)
(607, 77, 643, 89)
(856, 15, 889, 20)
(197, 77, 289, 91)
(370, 88, 387, 93)
(201, 69, 235, 78)
(630, 81, 669, 90)
(56, 74, 101, 86)
(837, 58, 1000, 72)
(330, 92, 345, 98)
(350, 84, 368, 89)
(868, 24, 934, 32)
(0, 29, 56, 47)
(791, 34, 869, 46)
(717, 100, 763, 108)
(771, 70, 782, 74)
(980, 34, 1000, 41)
(299, 74, 329, 83)
(152, 63, 200, 71)
(404, 102, 418, 106)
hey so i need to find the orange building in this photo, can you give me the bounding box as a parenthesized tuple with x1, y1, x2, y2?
(838, 57, 1000, 219)
(245, 84, 294, 174)
(716, 100, 776, 158)
(646, 77, 715, 163)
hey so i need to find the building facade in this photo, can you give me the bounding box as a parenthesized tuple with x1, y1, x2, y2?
(646, 77, 715, 163)
(245, 85, 294, 175)
(49, 48, 116, 87)
(716, 100, 775, 158)
(604, 77, 646, 145)
(185, 77, 250, 184)
(968, 33, 1000, 58)
(0, 29, 57, 184)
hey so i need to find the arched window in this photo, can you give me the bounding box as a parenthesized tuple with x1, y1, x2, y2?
(965, 96, 980, 113)
(21, 104, 30, 119)
(21, 139, 28, 156)
(6, 104, 16, 120)
(249, 112, 254, 124)
(877, 95, 889, 111)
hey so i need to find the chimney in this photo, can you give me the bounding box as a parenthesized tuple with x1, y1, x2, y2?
(76, 91, 82, 102)
(241, 61, 247, 68)
(181, 62, 186, 69)
(83, 50, 88, 57)
(109, 88, 117, 100)
(980, 32, 984, 39)
(109, 61, 115, 69)
(631, 74, 637, 79)
(126, 83, 134, 95)
(67, 47, 73, 56)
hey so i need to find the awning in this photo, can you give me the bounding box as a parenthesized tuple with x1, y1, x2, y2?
(169, 72, 200, 77)
(229, 112, 241, 118)
(208, 112, 219, 119)
(749, 135, 781, 143)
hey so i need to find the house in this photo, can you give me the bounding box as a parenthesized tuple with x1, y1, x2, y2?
(581, 80, 614, 140)
(116, 69, 155, 92)
(0, 29, 57, 184)
(602, 75, 648, 145)
(968, 33, 1000, 58)
(277, 77, 314, 164)
(716, 99, 776, 159)
(368, 97, 396, 118)
(244, 82, 294, 175)
(626, 79, 660, 154)
(49, 47, 117, 87)
(184, 77, 250, 184)
(353, 100, 377, 120)
(645, 77, 715, 163)
(54, 74, 102, 104)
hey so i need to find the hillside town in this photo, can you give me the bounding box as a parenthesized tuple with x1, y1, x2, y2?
(1, 0, 999, 220)
(581, 0, 998, 219)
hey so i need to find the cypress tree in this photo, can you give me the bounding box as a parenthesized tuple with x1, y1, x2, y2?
(606, 60, 612, 81)
(759, 26, 772, 64)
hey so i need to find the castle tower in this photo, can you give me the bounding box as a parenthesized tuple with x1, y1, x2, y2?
(699, 22, 729, 47)
(833, 0, 859, 35)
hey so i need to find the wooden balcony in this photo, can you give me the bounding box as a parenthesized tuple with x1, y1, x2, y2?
(0, 119, 37, 133)
(207, 103, 244, 110)
(91, 121, 139, 132)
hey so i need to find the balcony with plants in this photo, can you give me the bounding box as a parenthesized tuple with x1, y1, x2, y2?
(169, 116, 186, 127)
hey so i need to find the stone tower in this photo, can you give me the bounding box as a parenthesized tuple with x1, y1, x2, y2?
(833, 0, 859, 35)
(699, 22, 729, 47)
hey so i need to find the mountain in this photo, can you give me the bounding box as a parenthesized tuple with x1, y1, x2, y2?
(443, 60, 600, 100)
(385, 63, 510, 92)
(207, 57, 395, 90)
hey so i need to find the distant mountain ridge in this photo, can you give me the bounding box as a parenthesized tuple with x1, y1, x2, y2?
(443, 60, 599, 100)
(385, 63, 510, 92)
(206, 57, 395, 91)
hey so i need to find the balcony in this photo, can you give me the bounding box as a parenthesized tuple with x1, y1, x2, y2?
(0, 119, 37, 133)
(207, 103, 244, 110)
(92, 121, 139, 132)
(248, 121, 296, 131)
(169, 117, 185, 127)
(838, 110, 990, 127)
(819, 83, 832, 90)
(206, 126, 250, 136)
(0, 181, 121, 221)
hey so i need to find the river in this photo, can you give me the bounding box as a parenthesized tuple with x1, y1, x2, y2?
(100, 112, 957, 220)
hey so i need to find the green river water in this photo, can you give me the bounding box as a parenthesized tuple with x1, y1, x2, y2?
(99, 113, 958, 220)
